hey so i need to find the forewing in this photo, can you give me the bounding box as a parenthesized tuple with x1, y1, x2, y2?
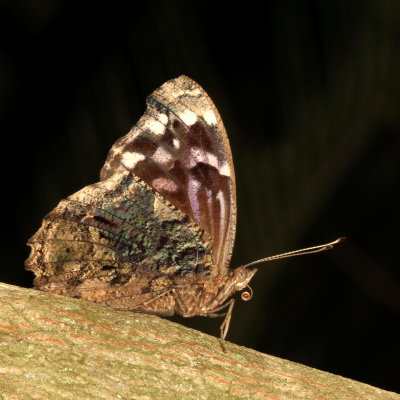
(101, 76, 236, 272)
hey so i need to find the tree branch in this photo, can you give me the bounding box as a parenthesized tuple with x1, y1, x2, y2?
(0, 282, 397, 399)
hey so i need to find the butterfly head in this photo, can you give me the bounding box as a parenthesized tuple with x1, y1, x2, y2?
(230, 266, 257, 293)
(215, 266, 257, 306)
(204, 266, 257, 316)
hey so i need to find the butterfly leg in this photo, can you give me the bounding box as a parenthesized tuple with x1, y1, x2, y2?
(219, 298, 235, 352)
(207, 298, 235, 352)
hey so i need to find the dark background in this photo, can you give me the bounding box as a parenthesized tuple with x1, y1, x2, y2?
(1, 0, 399, 393)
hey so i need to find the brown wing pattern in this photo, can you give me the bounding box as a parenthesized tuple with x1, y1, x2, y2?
(100, 76, 236, 273)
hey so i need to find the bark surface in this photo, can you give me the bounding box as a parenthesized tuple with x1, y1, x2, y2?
(0, 282, 398, 400)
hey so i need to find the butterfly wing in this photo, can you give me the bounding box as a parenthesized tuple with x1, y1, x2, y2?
(26, 76, 237, 314)
(26, 167, 214, 314)
(101, 76, 236, 273)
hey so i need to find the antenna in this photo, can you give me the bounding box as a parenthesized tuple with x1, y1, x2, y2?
(242, 237, 346, 269)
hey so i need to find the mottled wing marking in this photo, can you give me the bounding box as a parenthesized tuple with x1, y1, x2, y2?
(100, 76, 236, 273)
(26, 167, 214, 314)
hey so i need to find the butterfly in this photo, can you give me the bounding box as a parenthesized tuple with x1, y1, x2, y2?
(25, 76, 342, 351)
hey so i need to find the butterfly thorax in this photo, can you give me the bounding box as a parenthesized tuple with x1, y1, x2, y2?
(172, 266, 257, 317)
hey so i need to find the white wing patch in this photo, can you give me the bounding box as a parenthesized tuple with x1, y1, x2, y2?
(187, 147, 220, 170)
(121, 151, 146, 169)
(179, 109, 198, 126)
(203, 109, 218, 126)
(159, 113, 168, 125)
(152, 146, 174, 166)
(207, 152, 218, 169)
(141, 117, 165, 136)
(219, 161, 231, 177)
